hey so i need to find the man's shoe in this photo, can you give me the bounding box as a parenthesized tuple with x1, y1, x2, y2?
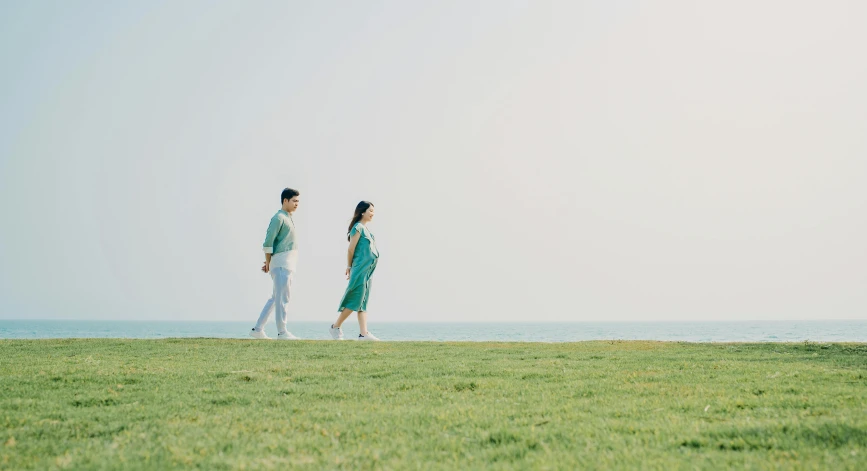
(276, 332, 300, 340)
(249, 329, 271, 340)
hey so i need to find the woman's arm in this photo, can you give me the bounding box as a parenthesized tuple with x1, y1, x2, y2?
(345, 231, 361, 279)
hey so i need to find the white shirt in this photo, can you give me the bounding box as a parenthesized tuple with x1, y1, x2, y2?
(269, 249, 299, 272)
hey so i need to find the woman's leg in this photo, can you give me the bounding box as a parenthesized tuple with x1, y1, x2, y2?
(333, 308, 354, 328)
(358, 310, 368, 336)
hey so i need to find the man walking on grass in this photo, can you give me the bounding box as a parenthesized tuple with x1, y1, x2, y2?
(250, 188, 301, 340)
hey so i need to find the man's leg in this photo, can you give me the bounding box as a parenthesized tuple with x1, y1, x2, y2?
(272, 268, 293, 334)
(253, 272, 278, 332)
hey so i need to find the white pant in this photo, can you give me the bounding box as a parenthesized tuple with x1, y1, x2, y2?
(254, 267, 294, 334)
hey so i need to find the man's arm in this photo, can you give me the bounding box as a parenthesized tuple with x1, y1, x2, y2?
(262, 216, 282, 272)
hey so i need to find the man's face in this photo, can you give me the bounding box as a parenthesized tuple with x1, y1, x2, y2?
(285, 196, 300, 213)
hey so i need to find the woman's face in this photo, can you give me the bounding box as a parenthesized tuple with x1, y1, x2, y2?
(362, 205, 375, 222)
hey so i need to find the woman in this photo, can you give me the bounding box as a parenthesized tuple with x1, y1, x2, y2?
(330, 201, 381, 341)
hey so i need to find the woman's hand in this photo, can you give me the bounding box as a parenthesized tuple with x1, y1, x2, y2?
(262, 261, 269, 273)
(346, 232, 361, 278)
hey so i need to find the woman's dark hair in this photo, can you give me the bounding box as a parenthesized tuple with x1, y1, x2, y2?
(280, 188, 300, 204)
(348, 201, 373, 240)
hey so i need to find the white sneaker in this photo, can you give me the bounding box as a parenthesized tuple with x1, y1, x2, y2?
(276, 332, 300, 340)
(357, 332, 380, 341)
(249, 329, 271, 340)
(329, 324, 344, 340)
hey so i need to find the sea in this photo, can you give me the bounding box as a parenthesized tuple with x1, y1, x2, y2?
(1, 320, 866, 342)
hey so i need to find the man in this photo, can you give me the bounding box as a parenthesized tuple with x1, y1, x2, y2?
(250, 188, 301, 340)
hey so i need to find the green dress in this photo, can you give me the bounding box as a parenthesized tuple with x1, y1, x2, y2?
(338, 223, 380, 312)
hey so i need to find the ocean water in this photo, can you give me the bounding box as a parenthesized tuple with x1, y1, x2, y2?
(1, 320, 866, 342)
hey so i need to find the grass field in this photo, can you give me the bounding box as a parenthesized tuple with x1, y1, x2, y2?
(1, 339, 866, 470)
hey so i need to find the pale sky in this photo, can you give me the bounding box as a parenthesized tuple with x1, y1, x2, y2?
(1, 1, 865, 323)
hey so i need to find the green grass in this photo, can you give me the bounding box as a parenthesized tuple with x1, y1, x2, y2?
(1, 340, 866, 470)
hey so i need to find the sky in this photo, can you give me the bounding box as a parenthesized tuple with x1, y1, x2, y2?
(1, 0, 865, 323)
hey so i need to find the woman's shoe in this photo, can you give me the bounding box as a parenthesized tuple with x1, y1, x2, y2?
(329, 324, 344, 340)
(357, 332, 380, 341)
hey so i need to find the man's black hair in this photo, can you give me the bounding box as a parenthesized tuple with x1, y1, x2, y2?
(281, 188, 300, 204)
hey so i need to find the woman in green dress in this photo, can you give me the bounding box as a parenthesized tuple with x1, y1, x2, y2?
(330, 201, 380, 341)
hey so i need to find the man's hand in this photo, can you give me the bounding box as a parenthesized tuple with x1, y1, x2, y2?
(262, 261, 270, 273)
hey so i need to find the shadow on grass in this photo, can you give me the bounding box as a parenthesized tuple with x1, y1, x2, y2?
(681, 423, 867, 451)
(482, 430, 542, 462)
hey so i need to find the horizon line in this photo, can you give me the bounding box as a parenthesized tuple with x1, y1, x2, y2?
(1, 318, 865, 324)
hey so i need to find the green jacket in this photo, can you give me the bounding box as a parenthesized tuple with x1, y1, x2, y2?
(262, 210, 297, 254)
